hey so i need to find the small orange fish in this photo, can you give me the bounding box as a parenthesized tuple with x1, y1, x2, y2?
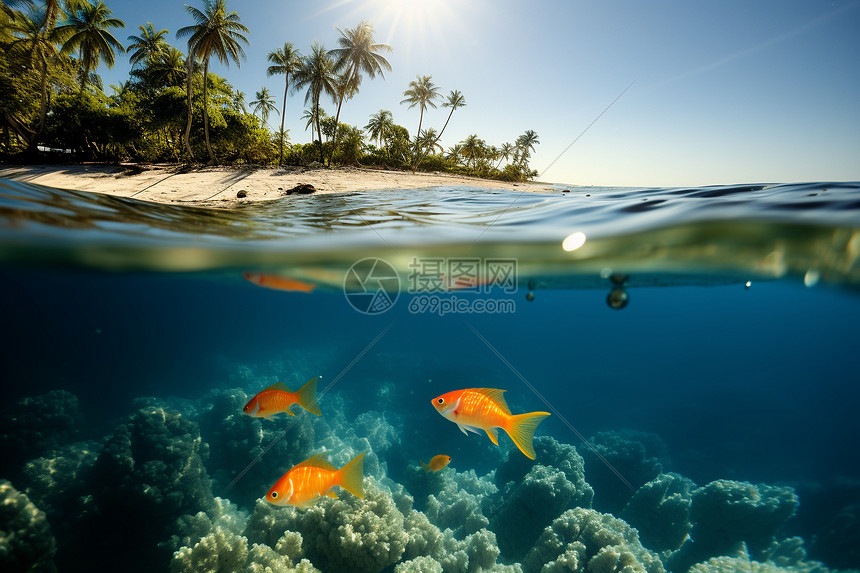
(243, 271, 316, 293)
(431, 388, 550, 459)
(420, 455, 453, 472)
(266, 452, 365, 508)
(243, 377, 322, 418)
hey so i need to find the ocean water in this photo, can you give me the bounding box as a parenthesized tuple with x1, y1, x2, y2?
(1, 177, 859, 573)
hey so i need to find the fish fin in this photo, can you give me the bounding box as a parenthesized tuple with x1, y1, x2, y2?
(337, 452, 365, 499)
(286, 409, 296, 417)
(264, 381, 292, 392)
(506, 411, 551, 459)
(296, 376, 322, 416)
(485, 427, 499, 446)
(457, 423, 481, 436)
(420, 461, 430, 472)
(294, 453, 338, 472)
(474, 388, 511, 414)
(326, 491, 338, 499)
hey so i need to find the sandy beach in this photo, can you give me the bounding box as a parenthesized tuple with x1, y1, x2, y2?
(0, 164, 554, 208)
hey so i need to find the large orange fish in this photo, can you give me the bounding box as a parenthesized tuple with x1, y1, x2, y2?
(266, 452, 365, 508)
(243, 377, 322, 418)
(431, 388, 550, 459)
(420, 454, 453, 472)
(243, 272, 316, 293)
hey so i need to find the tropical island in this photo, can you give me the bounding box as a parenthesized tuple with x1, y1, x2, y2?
(0, 0, 543, 199)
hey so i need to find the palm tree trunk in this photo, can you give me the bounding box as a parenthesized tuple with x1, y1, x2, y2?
(314, 102, 324, 163)
(279, 77, 288, 165)
(203, 59, 215, 163)
(328, 93, 345, 167)
(184, 55, 195, 161)
(434, 108, 455, 147)
(412, 108, 424, 172)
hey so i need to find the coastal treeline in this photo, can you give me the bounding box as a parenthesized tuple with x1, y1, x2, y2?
(0, 0, 539, 181)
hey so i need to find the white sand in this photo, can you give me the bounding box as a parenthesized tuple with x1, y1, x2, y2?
(0, 164, 555, 208)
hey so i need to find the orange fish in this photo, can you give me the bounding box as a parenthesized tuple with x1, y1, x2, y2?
(243, 271, 316, 293)
(266, 452, 365, 508)
(431, 388, 550, 459)
(243, 377, 322, 418)
(420, 455, 453, 472)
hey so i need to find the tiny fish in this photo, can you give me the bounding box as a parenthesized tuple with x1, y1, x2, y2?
(431, 388, 550, 459)
(266, 452, 365, 508)
(243, 271, 316, 293)
(420, 455, 453, 472)
(243, 376, 322, 418)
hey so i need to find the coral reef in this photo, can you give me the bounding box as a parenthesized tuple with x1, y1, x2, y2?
(66, 405, 216, 572)
(0, 480, 57, 573)
(620, 472, 696, 553)
(489, 436, 594, 560)
(666, 480, 799, 573)
(0, 390, 83, 476)
(521, 506, 665, 573)
(577, 430, 665, 514)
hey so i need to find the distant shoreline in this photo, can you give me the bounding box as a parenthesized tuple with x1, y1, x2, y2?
(0, 163, 556, 209)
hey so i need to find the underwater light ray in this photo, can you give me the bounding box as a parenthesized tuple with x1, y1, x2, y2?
(468, 80, 635, 248)
(225, 323, 394, 493)
(464, 321, 636, 492)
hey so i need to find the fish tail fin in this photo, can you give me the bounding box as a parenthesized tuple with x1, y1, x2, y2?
(297, 376, 322, 416)
(420, 460, 430, 472)
(338, 452, 365, 499)
(506, 411, 551, 459)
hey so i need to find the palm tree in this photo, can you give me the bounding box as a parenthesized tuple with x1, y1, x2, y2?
(292, 42, 336, 162)
(460, 134, 485, 169)
(418, 128, 443, 157)
(328, 21, 391, 164)
(434, 89, 465, 146)
(56, 1, 126, 93)
(233, 90, 247, 113)
(496, 142, 514, 169)
(251, 87, 277, 125)
(7, 7, 61, 146)
(400, 75, 440, 168)
(364, 109, 393, 150)
(301, 106, 324, 134)
(127, 23, 168, 68)
(147, 45, 185, 88)
(266, 42, 301, 165)
(176, 0, 249, 163)
(515, 129, 540, 167)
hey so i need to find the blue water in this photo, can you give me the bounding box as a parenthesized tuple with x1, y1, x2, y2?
(1, 178, 859, 572)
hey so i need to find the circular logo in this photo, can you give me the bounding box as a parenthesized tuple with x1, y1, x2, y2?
(343, 258, 401, 314)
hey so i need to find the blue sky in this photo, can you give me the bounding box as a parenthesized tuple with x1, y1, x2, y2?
(94, 0, 859, 187)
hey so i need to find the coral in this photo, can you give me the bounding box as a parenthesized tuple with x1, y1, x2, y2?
(19, 441, 100, 516)
(686, 554, 852, 573)
(620, 472, 696, 552)
(489, 436, 594, 560)
(402, 466, 497, 539)
(246, 479, 408, 572)
(60, 405, 216, 572)
(665, 480, 799, 573)
(0, 390, 83, 476)
(0, 479, 57, 573)
(577, 430, 664, 514)
(170, 528, 250, 573)
(522, 507, 665, 573)
(396, 555, 445, 573)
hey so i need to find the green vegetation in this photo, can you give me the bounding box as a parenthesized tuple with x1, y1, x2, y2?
(0, 0, 539, 181)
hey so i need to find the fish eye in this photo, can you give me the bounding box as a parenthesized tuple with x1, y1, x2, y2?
(243, 406, 248, 412)
(437, 398, 444, 404)
(271, 491, 278, 498)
